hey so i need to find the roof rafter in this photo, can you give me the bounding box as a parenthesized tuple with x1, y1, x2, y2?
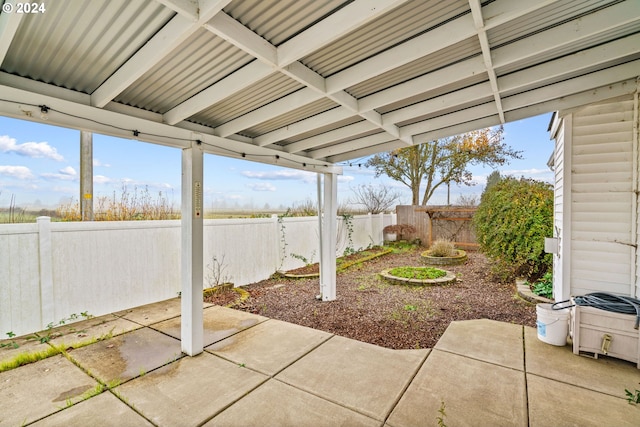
(194, 5, 411, 144)
(492, 1, 640, 69)
(381, 30, 640, 129)
(407, 59, 640, 141)
(469, 0, 504, 123)
(284, 121, 377, 154)
(277, 3, 640, 154)
(230, 0, 561, 150)
(91, 0, 232, 108)
(309, 133, 397, 160)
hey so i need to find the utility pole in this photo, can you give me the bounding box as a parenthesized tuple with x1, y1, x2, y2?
(80, 131, 93, 220)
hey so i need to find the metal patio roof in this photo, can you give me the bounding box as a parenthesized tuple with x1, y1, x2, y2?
(1, 0, 639, 172)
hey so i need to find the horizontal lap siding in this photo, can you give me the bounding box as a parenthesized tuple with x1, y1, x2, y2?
(553, 121, 565, 300)
(570, 97, 635, 297)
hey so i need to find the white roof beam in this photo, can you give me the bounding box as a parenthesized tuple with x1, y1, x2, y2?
(255, 107, 354, 147)
(401, 103, 497, 138)
(359, 56, 487, 112)
(481, 0, 560, 31)
(383, 33, 640, 127)
(201, 10, 410, 144)
(501, 59, 640, 112)
(383, 82, 493, 125)
(327, 140, 407, 164)
(204, 12, 277, 64)
(277, 0, 410, 66)
(216, 87, 323, 137)
(413, 116, 502, 145)
(91, 0, 231, 108)
(325, 14, 476, 94)
(505, 78, 639, 122)
(0, 83, 341, 173)
(154, 0, 198, 19)
(407, 60, 640, 143)
(492, 1, 640, 70)
(284, 121, 377, 154)
(499, 33, 640, 95)
(469, 0, 505, 123)
(0, 1, 24, 65)
(247, 0, 550, 144)
(163, 60, 273, 125)
(309, 133, 396, 160)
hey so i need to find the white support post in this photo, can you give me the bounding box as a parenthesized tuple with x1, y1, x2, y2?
(80, 131, 93, 221)
(317, 174, 324, 290)
(320, 172, 338, 301)
(37, 216, 54, 329)
(181, 141, 204, 356)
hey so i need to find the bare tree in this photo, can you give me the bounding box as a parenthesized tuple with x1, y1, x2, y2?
(349, 183, 402, 214)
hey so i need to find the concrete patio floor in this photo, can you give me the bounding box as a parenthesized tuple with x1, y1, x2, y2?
(1, 298, 640, 426)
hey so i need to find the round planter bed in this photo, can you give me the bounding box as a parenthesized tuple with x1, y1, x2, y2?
(379, 266, 457, 286)
(420, 249, 467, 266)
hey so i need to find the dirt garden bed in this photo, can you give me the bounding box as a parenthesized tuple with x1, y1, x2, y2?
(206, 245, 537, 349)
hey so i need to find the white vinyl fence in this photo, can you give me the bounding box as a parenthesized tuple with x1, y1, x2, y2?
(0, 213, 394, 336)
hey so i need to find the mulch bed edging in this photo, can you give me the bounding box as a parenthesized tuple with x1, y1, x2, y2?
(280, 247, 394, 278)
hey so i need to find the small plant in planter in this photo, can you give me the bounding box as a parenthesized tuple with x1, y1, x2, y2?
(421, 239, 467, 266)
(380, 266, 456, 286)
(383, 224, 417, 242)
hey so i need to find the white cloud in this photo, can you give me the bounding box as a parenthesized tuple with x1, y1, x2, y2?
(41, 166, 77, 181)
(242, 169, 315, 183)
(338, 175, 355, 183)
(502, 168, 551, 176)
(246, 182, 276, 192)
(0, 165, 35, 179)
(0, 135, 64, 161)
(93, 175, 112, 184)
(93, 158, 111, 167)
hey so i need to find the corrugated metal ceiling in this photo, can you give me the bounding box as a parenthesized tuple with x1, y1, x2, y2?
(115, 29, 253, 114)
(3, 0, 173, 93)
(0, 0, 638, 166)
(302, 0, 470, 77)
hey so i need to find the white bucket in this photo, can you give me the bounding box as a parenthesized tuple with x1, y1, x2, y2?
(536, 303, 570, 346)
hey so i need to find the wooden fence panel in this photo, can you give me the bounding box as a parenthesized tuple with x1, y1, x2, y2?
(396, 205, 478, 249)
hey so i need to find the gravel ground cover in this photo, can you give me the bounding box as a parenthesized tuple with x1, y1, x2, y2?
(206, 246, 536, 349)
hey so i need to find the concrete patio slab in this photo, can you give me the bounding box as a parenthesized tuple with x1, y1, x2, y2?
(114, 297, 201, 325)
(47, 314, 142, 348)
(387, 349, 527, 427)
(206, 319, 332, 376)
(65, 327, 182, 384)
(434, 319, 524, 370)
(527, 373, 640, 426)
(524, 326, 640, 397)
(152, 305, 268, 347)
(30, 390, 153, 427)
(114, 352, 268, 427)
(207, 379, 380, 427)
(0, 354, 100, 426)
(276, 335, 428, 422)
(0, 335, 55, 366)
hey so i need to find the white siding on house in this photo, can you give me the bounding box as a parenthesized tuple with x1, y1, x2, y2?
(552, 113, 568, 300)
(570, 97, 636, 297)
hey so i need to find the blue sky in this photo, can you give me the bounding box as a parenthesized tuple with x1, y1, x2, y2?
(0, 113, 554, 211)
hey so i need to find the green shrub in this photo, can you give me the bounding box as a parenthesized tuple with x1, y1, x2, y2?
(473, 177, 553, 281)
